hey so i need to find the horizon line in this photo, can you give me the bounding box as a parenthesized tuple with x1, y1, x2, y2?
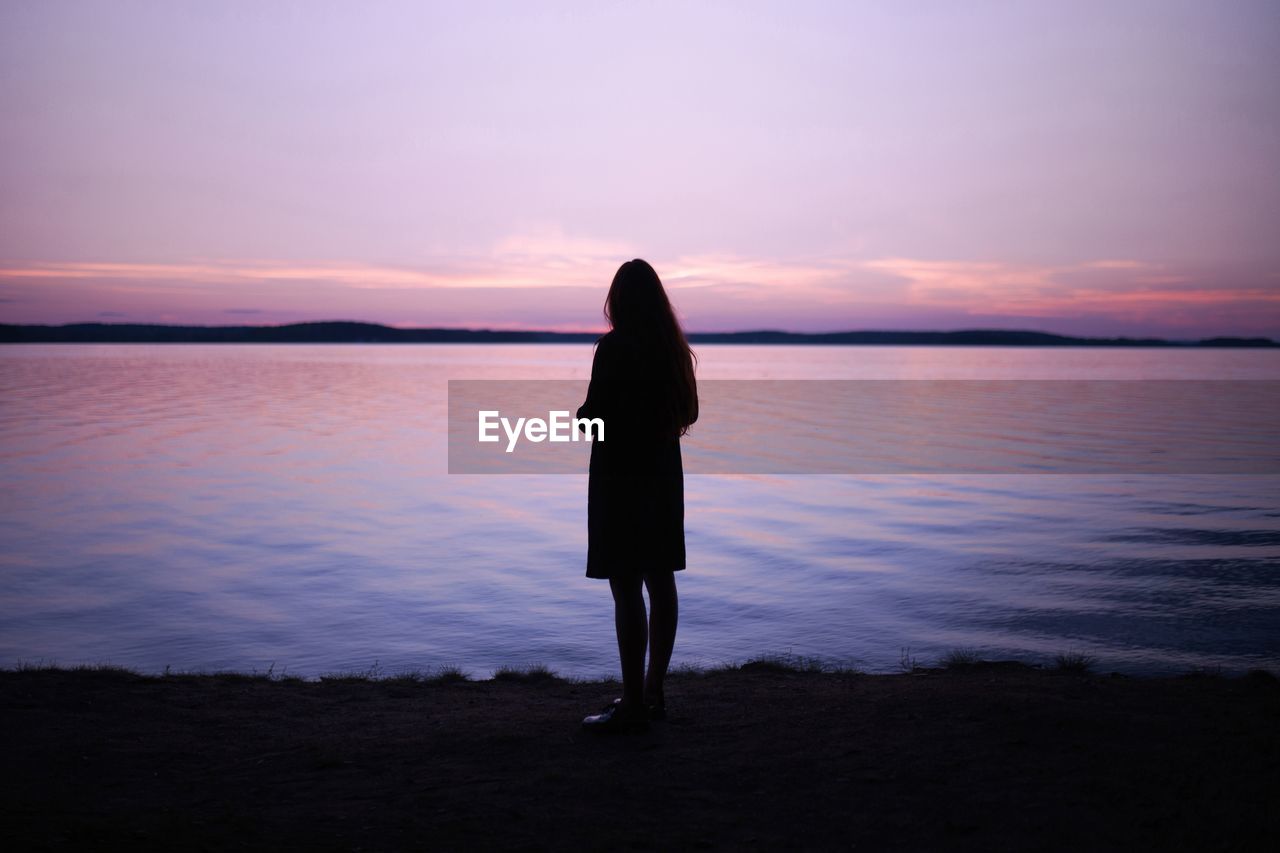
(2, 319, 1276, 346)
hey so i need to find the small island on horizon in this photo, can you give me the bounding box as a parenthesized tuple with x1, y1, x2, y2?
(1, 321, 1276, 347)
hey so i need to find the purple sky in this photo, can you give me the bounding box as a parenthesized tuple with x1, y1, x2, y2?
(2, 1, 1278, 337)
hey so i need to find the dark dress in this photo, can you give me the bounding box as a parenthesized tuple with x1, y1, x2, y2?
(576, 330, 692, 579)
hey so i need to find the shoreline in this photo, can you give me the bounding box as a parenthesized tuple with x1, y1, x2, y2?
(4, 661, 1277, 851)
(7, 648, 1273, 683)
(3, 321, 1276, 347)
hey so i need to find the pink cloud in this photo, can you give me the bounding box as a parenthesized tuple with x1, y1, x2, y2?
(1, 244, 1277, 338)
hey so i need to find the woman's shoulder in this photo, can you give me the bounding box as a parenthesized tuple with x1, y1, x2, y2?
(591, 330, 625, 374)
(594, 329, 634, 357)
(592, 330, 617, 358)
(599, 329, 650, 349)
(593, 330, 645, 374)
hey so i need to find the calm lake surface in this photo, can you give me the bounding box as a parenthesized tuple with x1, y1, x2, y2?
(2, 344, 1278, 677)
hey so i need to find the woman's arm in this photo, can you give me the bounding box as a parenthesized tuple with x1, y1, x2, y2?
(576, 334, 614, 427)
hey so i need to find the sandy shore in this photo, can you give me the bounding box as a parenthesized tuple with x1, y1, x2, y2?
(2, 662, 1277, 851)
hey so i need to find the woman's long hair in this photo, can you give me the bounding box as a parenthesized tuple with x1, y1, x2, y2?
(604, 259, 698, 435)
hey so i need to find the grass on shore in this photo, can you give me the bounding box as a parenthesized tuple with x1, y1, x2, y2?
(11, 654, 1273, 684)
(934, 648, 1098, 673)
(1054, 651, 1098, 672)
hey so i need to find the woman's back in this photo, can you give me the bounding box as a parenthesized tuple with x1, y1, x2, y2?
(578, 329, 690, 473)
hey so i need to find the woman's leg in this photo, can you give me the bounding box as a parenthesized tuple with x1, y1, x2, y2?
(642, 570, 678, 702)
(609, 574, 647, 709)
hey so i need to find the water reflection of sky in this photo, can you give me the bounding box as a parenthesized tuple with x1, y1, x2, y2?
(1, 344, 1278, 677)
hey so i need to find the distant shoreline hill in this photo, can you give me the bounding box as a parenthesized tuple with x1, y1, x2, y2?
(0, 321, 1275, 347)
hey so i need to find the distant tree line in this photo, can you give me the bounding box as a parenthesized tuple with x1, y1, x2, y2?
(0, 321, 1274, 347)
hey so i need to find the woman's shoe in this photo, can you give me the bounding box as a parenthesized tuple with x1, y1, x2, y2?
(610, 696, 666, 721)
(582, 700, 650, 734)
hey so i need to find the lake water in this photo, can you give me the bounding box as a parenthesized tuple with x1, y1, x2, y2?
(2, 344, 1278, 678)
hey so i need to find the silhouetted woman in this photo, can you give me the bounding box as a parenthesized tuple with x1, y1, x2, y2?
(577, 259, 698, 733)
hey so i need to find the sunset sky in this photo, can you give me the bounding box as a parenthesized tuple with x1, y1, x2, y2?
(2, 1, 1278, 337)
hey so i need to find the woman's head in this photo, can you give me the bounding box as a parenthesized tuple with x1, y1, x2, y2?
(604, 259, 674, 334)
(603, 259, 698, 434)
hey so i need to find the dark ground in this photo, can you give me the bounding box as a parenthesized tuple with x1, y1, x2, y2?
(2, 663, 1277, 851)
